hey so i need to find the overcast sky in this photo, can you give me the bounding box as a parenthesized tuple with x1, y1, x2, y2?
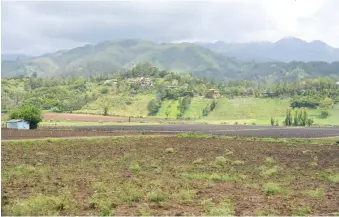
(1, 0, 339, 55)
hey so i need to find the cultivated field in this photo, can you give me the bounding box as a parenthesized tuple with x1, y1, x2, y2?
(2, 125, 339, 140)
(2, 136, 339, 216)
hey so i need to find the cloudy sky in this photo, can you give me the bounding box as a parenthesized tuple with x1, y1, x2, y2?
(1, 0, 339, 55)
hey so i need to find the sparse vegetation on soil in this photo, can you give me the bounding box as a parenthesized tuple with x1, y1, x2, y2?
(2, 136, 339, 216)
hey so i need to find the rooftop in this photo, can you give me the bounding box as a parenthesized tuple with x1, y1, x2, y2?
(6, 119, 26, 123)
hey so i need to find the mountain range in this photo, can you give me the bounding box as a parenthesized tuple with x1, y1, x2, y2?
(199, 37, 339, 62)
(2, 38, 339, 83)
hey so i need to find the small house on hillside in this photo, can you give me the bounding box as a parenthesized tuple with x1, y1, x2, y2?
(207, 88, 221, 99)
(140, 77, 153, 87)
(263, 90, 277, 97)
(6, 119, 30, 130)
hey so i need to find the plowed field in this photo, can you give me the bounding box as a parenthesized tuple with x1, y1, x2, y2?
(2, 136, 339, 216)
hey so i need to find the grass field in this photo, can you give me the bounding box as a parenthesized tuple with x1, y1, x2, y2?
(2, 136, 339, 216)
(183, 97, 213, 119)
(156, 100, 180, 119)
(78, 94, 154, 117)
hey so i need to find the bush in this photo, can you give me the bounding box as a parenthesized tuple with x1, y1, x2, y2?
(147, 99, 161, 116)
(320, 110, 330, 119)
(101, 88, 109, 94)
(9, 105, 42, 129)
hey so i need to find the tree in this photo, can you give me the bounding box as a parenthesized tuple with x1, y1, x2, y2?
(9, 105, 42, 129)
(103, 107, 108, 116)
(270, 117, 275, 126)
(147, 99, 161, 115)
(320, 110, 330, 119)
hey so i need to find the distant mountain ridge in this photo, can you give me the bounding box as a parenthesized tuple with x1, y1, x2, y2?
(1, 38, 339, 83)
(199, 37, 339, 62)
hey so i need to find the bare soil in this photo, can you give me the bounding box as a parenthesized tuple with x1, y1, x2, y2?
(2, 137, 338, 216)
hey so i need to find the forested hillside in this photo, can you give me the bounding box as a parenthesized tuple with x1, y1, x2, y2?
(2, 39, 339, 83)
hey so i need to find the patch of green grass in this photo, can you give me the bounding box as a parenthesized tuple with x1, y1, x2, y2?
(202, 198, 235, 216)
(318, 171, 339, 183)
(119, 182, 142, 204)
(173, 189, 196, 203)
(2, 164, 48, 183)
(165, 147, 175, 153)
(177, 132, 214, 139)
(92, 182, 107, 193)
(215, 156, 227, 166)
(260, 165, 281, 177)
(182, 173, 238, 182)
(328, 173, 339, 183)
(303, 188, 324, 199)
(183, 97, 213, 119)
(264, 157, 276, 164)
(292, 206, 312, 216)
(192, 158, 204, 164)
(129, 163, 141, 173)
(147, 189, 167, 202)
(263, 182, 282, 195)
(232, 160, 245, 165)
(3, 193, 78, 216)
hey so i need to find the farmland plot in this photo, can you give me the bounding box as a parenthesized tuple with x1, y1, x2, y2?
(1, 136, 339, 216)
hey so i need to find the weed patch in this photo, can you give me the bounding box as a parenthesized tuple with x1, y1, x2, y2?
(293, 206, 312, 216)
(263, 182, 282, 195)
(202, 198, 235, 216)
(147, 189, 167, 202)
(3, 194, 78, 216)
(303, 188, 324, 199)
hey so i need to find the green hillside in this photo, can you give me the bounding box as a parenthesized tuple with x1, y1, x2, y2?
(2, 64, 339, 126)
(2, 39, 339, 83)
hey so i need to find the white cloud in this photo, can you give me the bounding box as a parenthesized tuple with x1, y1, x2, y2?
(1, 0, 338, 55)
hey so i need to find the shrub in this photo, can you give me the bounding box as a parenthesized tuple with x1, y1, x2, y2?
(270, 117, 275, 126)
(320, 110, 330, 119)
(101, 88, 109, 94)
(147, 99, 161, 115)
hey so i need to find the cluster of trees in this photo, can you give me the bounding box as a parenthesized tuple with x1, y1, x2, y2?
(283, 109, 313, 126)
(147, 99, 162, 116)
(177, 96, 192, 118)
(202, 100, 217, 117)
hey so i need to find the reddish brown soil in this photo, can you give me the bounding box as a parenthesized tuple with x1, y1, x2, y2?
(2, 137, 339, 216)
(42, 112, 161, 122)
(1, 128, 173, 140)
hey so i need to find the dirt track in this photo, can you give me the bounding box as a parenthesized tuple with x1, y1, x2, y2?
(69, 124, 339, 138)
(2, 124, 339, 140)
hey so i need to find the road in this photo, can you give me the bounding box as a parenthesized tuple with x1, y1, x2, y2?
(72, 124, 339, 138)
